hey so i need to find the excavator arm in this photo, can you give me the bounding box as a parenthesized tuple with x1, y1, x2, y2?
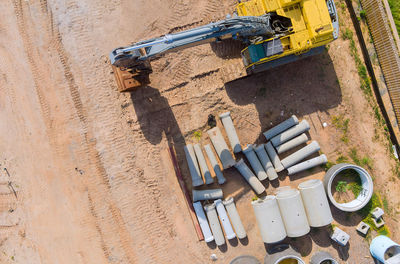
(110, 15, 276, 91)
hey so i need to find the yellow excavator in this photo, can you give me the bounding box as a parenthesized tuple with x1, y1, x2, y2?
(110, 0, 339, 92)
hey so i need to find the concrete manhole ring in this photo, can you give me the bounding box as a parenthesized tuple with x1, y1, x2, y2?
(324, 163, 373, 212)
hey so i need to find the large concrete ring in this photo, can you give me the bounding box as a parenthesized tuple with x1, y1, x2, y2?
(323, 163, 373, 212)
(310, 251, 338, 264)
(264, 247, 305, 264)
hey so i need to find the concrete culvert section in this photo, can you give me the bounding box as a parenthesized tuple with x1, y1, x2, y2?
(298, 179, 333, 227)
(310, 251, 338, 264)
(324, 163, 373, 212)
(264, 247, 305, 264)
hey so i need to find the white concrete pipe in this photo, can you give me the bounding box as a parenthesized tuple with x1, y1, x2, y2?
(265, 142, 284, 172)
(204, 203, 225, 246)
(251, 196, 287, 243)
(204, 144, 226, 184)
(263, 115, 299, 140)
(254, 144, 278, 180)
(280, 141, 320, 169)
(214, 199, 236, 240)
(194, 143, 214, 184)
(276, 133, 308, 154)
(207, 127, 236, 169)
(271, 120, 310, 147)
(193, 202, 214, 242)
(234, 159, 265, 194)
(287, 154, 327, 175)
(242, 145, 268, 181)
(223, 197, 247, 239)
(184, 144, 204, 187)
(298, 179, 333, 227)
(276, 188, 310, 237)
(219, 112, 242, 153)
(193, 189, 223, 202)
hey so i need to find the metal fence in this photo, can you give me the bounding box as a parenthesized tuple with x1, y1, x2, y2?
(361, 0, 400, 124)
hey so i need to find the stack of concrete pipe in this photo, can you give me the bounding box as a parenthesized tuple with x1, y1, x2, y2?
(260, 115, 327, 175)
(252, 179, 332, 243)
(193, 197, 247, 246)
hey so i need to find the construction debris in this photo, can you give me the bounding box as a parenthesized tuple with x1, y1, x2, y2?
(356, 221, 370, 236)
(331, 227, 350, 246)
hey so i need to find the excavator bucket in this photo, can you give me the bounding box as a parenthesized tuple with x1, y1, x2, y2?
(111, 62, 152, 92)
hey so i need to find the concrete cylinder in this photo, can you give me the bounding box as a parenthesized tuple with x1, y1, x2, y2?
(194, 143, 214, 184)
(280, 141, 320, 169)
(251, 196, 287, 243)
(287, 154, 327, 175)
(223, 197, 247, 239)
(370, 235, 400, 263)
(271, 120, 310, 147)
(204, 144, 226, 184)
(204, 203, 225, 246)
(219, 112, 242, 153)
(192, 189, 223, 202)
(298, 179, 333, 227)
(234, 159, 265, 195)
(254, 144, 278, 180)
(265, 142, 284, 172)
(207, 127, 236, 169)
(184, 144, 204, 187)
(263, 115, 299, 140)
(276, 133, 308, 154)
(214, 199, 236, 240)
(193, 201, 214, 242)
(242, 145, 268, 181)
(276, 188, 310, 237)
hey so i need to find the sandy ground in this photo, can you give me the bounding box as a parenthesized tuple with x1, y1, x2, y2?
(0, 0, 399, 263)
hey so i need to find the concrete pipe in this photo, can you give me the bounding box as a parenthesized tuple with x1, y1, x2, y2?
(223, 197, 247, 239)
(243, 145, 268, 181)
(263, 115, 299, 140)
(276, 188, 310, 237)
(276, 133, 308, 154)
(207, 127, 236, 169)
(219, 112, 242, 153)
(184, 144, 204, 187)
(193, 201, 214, 242)
(204, 144, 226, 184)
(230, 255, 261, 264)
(254, 144, 278, 181)
(264, 247, 305, 264)
(251, 196, 287, 244)
(310, 251, 338, 264)
(204, 203, 225, 246)
(234, 159, 265, 195)
(324, 163, 373, 212)
(193, 189, 223, 202)
(214, 199, 236, 240)
(287, 154, 327, 175)
(265, 142, 284, 172)
(298, 179, 333, 227)
(194, 143, 214, 184)
(370, 235, 400, 264)
(271, 120, 310, 147)
(280, 141, 320, 169)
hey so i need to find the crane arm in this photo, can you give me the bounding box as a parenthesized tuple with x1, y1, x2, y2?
(110, 15, 274, 69)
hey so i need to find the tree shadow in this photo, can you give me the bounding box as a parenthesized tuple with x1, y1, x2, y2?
(224, 50, 342, 144)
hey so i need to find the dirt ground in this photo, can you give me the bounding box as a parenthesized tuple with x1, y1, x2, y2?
(0, 0, 400, 263)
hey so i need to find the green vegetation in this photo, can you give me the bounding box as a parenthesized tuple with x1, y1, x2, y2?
(331, 115, 350, 143)
(358, 193, 391, 237)
(388, 0, 400, 37)
(193, 131, 202, 140)
(336, 181, 348, 193)
(349, 148, 373, 169)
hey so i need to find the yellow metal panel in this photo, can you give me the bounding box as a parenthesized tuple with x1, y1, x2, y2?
(262, 0, 281, 12)
(237, 0, 267, 16)
(301, 0, 333, 42)
(276, 5, 306, 31)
